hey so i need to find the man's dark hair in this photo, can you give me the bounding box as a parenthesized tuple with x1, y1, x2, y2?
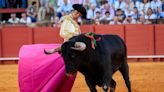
(116, 8, 122, 11)
(134, 7, 138, 9)
(105, 11, 110, 14)
(96, 11, 101, 14)
(32, 1, 36, 5)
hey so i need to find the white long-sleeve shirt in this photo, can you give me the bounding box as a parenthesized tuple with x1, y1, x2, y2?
(151, 0, 162, 11)
(140, 2, 151, 14)
(114, 1, 126, 11)
(8, 18, 19, 24)
(87, 8, 100, 19)
(145, 14, 157, 19)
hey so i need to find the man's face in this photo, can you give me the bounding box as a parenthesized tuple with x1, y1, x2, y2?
(143, 0, 148, 3)
(21, 13, 26, 18)
(33, 4, 37, 8)
(104, 3, 109, 9)
(140, 16, 145, 22)
(127, 16, 132, 22)
(96, 12, 101, 17)
(116, 10, 122, 16)
(133, 8, 138, 13)
(113, 16, 118, 22)
(64, 0, 68, 4)
(91, 4, 95, 10)
(54, 17, 59, 23)
(105, 13, 110, 17)
(148, 8, 153, 14)
(72, 10, 81, 19)
(11, 14, 16, 18)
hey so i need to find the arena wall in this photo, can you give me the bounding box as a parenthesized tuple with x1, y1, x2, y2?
(0, 28, 2, 57)
(0, 24, 164, 62)
(154, 24, 164, 55)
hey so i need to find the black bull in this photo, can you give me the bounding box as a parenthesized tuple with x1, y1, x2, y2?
(45, 33, 131, 92)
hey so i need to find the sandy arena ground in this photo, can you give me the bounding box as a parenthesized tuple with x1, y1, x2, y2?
(0, 62, 164, 92)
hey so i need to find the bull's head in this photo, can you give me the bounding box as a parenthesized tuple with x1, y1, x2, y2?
(61, 41, 86, 77)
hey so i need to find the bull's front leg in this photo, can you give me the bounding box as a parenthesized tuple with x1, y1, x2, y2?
(110, 79, 116, 92)
(102, 76, 112, 92)
(102, 65, 112, 92)
(85, 77, 97, 92)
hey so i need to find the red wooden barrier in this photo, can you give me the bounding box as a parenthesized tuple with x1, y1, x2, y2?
(0, 28, 2, 57)
(80, 25, 94, 33)
(2, 26, 32, 57)
(94, 25, 125, 40)
(125, 24, 154, 55)
(33, 27, 63, 44)
(0, 24, 163, 60)
(154, 24, 164, 55)
(0, 8, 26, 13)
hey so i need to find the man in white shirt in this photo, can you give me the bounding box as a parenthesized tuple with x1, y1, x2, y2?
(107, 0, 114, 6)
(140, 0, 151, 15)
(134, 0, 142, 12)
(131, 7, 141, 20)
(38, 0, 49, 21)
(87, 3, 100, 19)
(94, 11, 102, 20)
(61, 0, 73, 14)
(57, 0, 71, 7)
(123, 15, 136, 24)
(114, 0, 126, 11)
(70, 0, 83, 4)
(57, 0, 71, 13)
(156, 7, 164, 18)
(137, 15, 151, 24)
(125, 0, 134, 15)
(100, 2, 114, 19)
(145, 14, 157, 19)
(145, 8, 157, 19)
(20, 13, 27, 24)
(83, 0, 97, 6)
(110, 16, 122, 24)
(101, 11, 113, 21)
(115, 9, 126, 22)
(8, 13, 19, 24)
(151, 0, 162, 13)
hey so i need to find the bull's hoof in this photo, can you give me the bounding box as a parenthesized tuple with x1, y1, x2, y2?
(110, 87, 115, 92)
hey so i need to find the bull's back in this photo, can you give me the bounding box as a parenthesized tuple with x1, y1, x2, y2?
(101, 35, 126, 53)
(101, 35, 126, 71)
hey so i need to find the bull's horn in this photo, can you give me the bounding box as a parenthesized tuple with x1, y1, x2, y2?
(71, 42, 86, 51)
(44, 48, 56, 54)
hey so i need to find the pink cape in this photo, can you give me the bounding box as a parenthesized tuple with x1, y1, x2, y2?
(18, 44, 76, 92)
